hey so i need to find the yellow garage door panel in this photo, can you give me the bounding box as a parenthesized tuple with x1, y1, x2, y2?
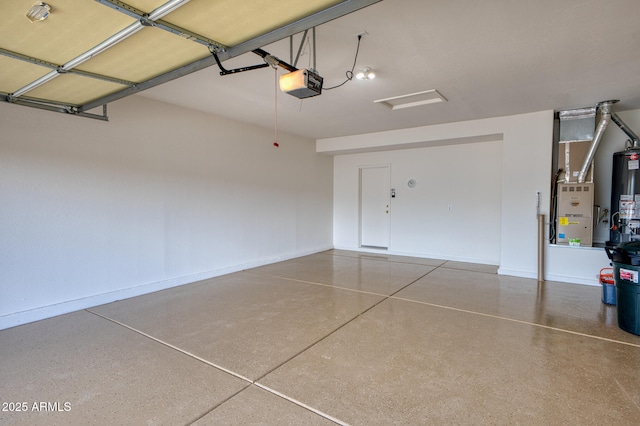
(0, 56, 52, 94)
(75, 27, 210, 83)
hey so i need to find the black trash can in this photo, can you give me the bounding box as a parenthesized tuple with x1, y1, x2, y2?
(605, 241, 640, 336)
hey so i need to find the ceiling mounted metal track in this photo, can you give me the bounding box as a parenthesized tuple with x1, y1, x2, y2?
(0, 91, 109, 121)
(94, 0, 227, 51)
(0, 48, 137, 88)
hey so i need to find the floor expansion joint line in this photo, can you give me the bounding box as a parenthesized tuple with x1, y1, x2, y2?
(323, 251, 447, 268)
(440, 265, 499, 275)
(85, 268, 427, 426)
(254, 269, 436, 383)
(254, 309, 372, 383)
(89, 309, 349, 424)
(256, 264, 439, 299)
(186, 383, 253, 425)
(272, 275, 390, 298)
(386, 269, 437, 299)
(390, 297, 640, 348)
(253, 383, 350, 426)
(85, 309, 255, 383)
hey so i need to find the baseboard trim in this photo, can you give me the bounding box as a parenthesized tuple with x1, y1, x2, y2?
(498, 267, 599, 286)
(0, 245, 333, 331)
(332, 245, 499, 266)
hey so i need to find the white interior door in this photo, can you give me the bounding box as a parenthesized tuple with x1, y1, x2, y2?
(360, 166, 390, 248)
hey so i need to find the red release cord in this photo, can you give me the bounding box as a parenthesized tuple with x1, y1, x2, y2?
(273, 67, 279, 147)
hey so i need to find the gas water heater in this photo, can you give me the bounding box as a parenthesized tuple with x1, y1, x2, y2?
(609, 148, 640, 244)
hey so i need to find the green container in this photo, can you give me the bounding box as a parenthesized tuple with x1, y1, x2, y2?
(613, 263, 640, 336)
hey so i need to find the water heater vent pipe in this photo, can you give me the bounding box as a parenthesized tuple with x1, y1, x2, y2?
(578, 100, 617, 183)
(611, 112, 640, 148)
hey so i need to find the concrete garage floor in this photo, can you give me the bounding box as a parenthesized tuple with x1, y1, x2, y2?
(1, 250, 639, 425)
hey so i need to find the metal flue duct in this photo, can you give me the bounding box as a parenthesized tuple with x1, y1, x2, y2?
(578, 100, 618, 183)
(611, 112, 640, 148)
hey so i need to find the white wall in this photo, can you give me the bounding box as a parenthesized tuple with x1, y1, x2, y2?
(324, 110, 640, 285)
(321, 111, 616, 284)
(333, 140, 503, 264)
(324, 109, 640, 286)
(0, 96, 333, 330)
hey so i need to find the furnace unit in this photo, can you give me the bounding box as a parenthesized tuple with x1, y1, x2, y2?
(556, 182, 594, 246)
(554, 106, 597, 246)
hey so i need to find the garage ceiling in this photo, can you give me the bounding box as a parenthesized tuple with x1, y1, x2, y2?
(3, 0, 640, 140)
(139, 0, 640, 139)
(0, 0, 378, 117)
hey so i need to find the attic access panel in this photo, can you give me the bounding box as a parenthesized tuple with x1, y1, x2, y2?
(0, 0, 381, 118)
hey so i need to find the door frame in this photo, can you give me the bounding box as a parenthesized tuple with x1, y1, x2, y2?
(359, 164, 391, 249)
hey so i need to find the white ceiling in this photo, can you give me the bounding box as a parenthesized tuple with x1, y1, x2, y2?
(138, 0, 640, 140)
